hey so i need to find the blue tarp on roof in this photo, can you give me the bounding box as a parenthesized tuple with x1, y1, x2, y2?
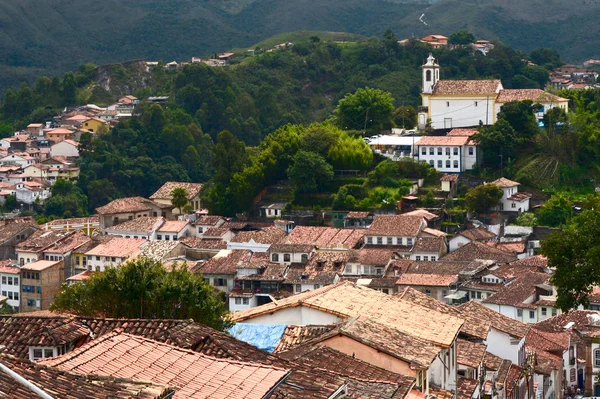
(228, 323, 287, 353)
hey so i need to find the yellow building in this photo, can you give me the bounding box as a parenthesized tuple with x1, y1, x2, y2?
(80, 117, 108, 133)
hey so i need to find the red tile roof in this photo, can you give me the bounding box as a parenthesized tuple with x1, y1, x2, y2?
(482, 272, 550, 308)
(231, 226, 287, 245)
(0, 355, 172, 399)
(283, 226, 364, 248)
(457, 338, 486, 368)
(448, 128, 478, 137)
(396, 273, 457, 287)
(496, 89, 568, 103)
(41, 332, 290, 399)
(367, 215, 424, 237)
(417, 136, 470, 146)
(490, 177, 520, 188)
(149, 182, 203, 200)
(458, 301, 529, 338)
(432, 79, 502, 95)
(441, 241, 517, 263)
(96, 197, 170, 215)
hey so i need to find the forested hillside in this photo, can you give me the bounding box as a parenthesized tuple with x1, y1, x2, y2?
(2, 0, 600, 91)
(0, 33, 567, 218)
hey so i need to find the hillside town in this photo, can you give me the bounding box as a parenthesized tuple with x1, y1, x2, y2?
(1, 31, 600, 399)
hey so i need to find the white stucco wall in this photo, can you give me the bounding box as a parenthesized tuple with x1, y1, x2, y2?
(449, 236, 471, 252)
(239, 305, 342, 326)
(428, 97, 496, 129)
(485, 327, 524, 365)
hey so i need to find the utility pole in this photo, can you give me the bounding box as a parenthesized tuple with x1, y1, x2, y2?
(363, 108, 370, 137)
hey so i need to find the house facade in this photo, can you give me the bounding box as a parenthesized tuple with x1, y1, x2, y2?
(0, 263, 20, 310)
(20, 260, 64, 312)
(491, 177, 531, 213)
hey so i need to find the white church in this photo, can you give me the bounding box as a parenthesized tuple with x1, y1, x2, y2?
(417, 54, 569, 130)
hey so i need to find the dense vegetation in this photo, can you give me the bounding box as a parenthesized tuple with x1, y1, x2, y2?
(2, 0, 600, 91)
(51, 257, 231, 330)
(2, 32, 599, 219)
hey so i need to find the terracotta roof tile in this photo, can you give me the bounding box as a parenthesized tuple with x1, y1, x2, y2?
(233, 282, 464, 347)
(422, 227, 447, 237)
(283, 226, 364, 248)
(284, 251, 346, 285)
(273, 325, 337, 353)
(195, 215, 225, 226)
(490, 177, 520, 188)
(417, 136, 470, 146)
(198, 250, 254, 275)
(345, 211, 372, 219)
(347, 248, 394, 266)
(157, 220, 189, 232)
(456, 378, 479, 399)
(483, 272, 550, 308)
(179, 237, 226, 250)
(85, 237, 147, 258)
(447, 128, 478, 137)
(413, 236, 446, 254)
(440, 174, 459, 182)
(496, 89, 568, 103)
(231, 226, 287, 244)
(457, 339, 486, 368)
(0, 355, 172, 399)
(16, 229, 72, 253)
(96, 197, 170, 215)
(149, 182, 203, 200)
(396, 273, 457, 287)
(483, 351, 503, 371)
(458, 227, 496, 241)
(432, 79, 502, 95)
(441, 241, 517, 263)
(40, 332, 290, 399)
(108, 217, 163, 233)
(458, 301, 529, 338)
(367, 215, 424, 237)
(402, 209, 439, 220)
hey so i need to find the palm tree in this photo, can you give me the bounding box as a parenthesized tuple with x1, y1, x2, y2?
(171, 188, 188, 214)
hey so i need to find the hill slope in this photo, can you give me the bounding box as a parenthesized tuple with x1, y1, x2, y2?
(1, 0, 599, 90)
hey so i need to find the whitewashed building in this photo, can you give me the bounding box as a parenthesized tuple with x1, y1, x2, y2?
(491, 177, 531, 213)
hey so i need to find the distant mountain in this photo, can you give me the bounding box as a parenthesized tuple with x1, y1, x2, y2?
(0, 0, 599, 90)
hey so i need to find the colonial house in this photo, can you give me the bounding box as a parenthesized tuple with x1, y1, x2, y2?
(449, 227, 497, 252)
(409, 236, 447, 262)
(396, 273, 459, 302)
(149, 181, 203, 214)
(268, 243, 313, 265)
(0, 261, 20, 310)
(20, 260, 64, 312)
(194, 215, 226, 236)
(260, 203, 286, 218)
(343, 211, 374, 228)
(417, 136, 478, 173)
(0, 152, 35, 168)
(418, 55, 569, 130)
(491, 177, 531, 213)
(16, 230, 74, 266)
(83, 237, 147, 271)
(95, 197, 174, 230)
(364, 215, 426, 251)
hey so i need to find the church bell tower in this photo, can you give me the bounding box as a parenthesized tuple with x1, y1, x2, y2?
(422, 53, 440, 94)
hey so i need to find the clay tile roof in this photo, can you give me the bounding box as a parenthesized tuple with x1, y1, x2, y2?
(0, 261, 19, 274)
(440, 174, 459, 182)
(278, 344, 415, 390)
(179, 237, 226, 250)
(67, 270, 94, 282)
(149, 182, 203, 200)
(284, 251, 347, 285)
(511, 255, 549, 268)
(396, 273, 457, 287)
(456, 378, 479, 399)
(40, 332, 290, 399)
(345, 211, 372, 219)
(198, 250, 252, 275)
(459, 227, 496, 241)
(21, 260, 61, 271)
(483, 272, 550, 307)
(458, 301, 530, 338)
(527, 328, 569, 353)
(403, 209, 439, 220)
(233, 281, 464, 347)
(96, 197, 158, 214)
(423, 228, 447, 237)
(158, 220, 189, 232)
(441, 241, 517, 263)
(413, 236, 445, 253)
(0, 355, 172, 399)
(483, 351, 503, 371)
(16, 229, 71, 252)
(269, 243, 314, 253)
(196, 215, 225, 225)
(432, 79, 502, 95)
(417, 136, 470, 146)
(448, 128, 478, 137)
(85, 237, 146, 257)
(107, 217, 163, 233)
(42, 232, 92, 254)
(231, 226, 287, 244)
(347, 248, 393, 266)
(139, 241, 182, 260)
(496, 89, 568, 103)
(367, 215, 424, 237)
(282, 226, 364, 248)
(490, 177, 520, 188)
(457, 339, 487, 368)
(273, 325, 337, 353)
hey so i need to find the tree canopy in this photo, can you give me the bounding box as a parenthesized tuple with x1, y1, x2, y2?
(287, 150, 334, 193)
(536, 192, 573, 227)
(449, 30, 476, 45)
(465, 184, 504, 214)
(171, 187, 188, 213)
(334, 87, 395, 132)
(544, 210, 600, 310)
(51, 257, 231, 330)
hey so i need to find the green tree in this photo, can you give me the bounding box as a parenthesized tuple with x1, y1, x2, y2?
(543, 210, 600, 310)
(51, 257, 231, 330)
(472, 120, 518, 168)
(536, 193, 573, 227)
(497, 100, 539, 140)
(171, 187, 189, 214)
(449, 30, 476, 45)
(328, 133, 373, 171)
(392, 106, 417, 129)
(212, 130, 248, 185)
(335, 87, 395, 132)
(515, 212, 538, 226)
(530, 48, 562, 69)
(287, 151, 334, 193)
(464, 184, 504, 215)
(4, 195, 17, 211)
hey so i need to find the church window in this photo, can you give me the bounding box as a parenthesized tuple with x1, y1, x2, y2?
(426, 70, 432, 82)
(446, 101, 450, 107)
